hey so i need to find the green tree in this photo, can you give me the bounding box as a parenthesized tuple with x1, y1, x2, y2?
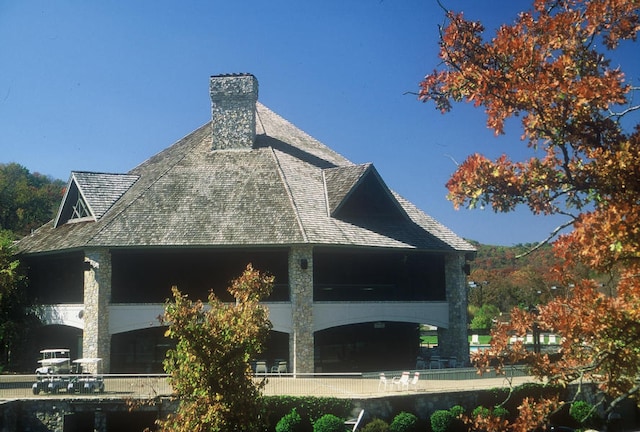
(0, 163, 64, 237)
(0, 229, 33, 369)
(158, 264, 274, 432)
(469, 304, 500, 331)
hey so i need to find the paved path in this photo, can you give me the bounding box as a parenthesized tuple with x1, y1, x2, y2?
(1, 371, 538, 400)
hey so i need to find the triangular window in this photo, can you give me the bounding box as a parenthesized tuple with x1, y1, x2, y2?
(54, 171, 139, 227)
(71, 196, 91, 219)
(55, 179, 95, 226)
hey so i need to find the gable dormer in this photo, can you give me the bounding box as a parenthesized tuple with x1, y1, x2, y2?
(54, 172, 139, 227)
(323, 164, 408, 225)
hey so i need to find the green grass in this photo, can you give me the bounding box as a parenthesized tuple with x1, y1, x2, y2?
(420, 335, 492, 345)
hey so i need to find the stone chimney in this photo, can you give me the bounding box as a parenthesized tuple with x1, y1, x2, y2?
(209, 73, 259, 150)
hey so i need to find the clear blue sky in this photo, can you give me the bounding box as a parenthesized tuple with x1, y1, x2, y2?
(1, 1, 638, 246)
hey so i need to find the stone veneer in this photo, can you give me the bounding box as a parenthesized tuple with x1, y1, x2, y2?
(209, 73, 258, 151)
(288, 245, 314, 374)
(437, 253, 470, 366)
(82, 248, 111, 373)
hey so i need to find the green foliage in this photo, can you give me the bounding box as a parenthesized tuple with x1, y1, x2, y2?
(312, 414, 344, 432)
(264, 395, 351, 429)
(0, 229, 34, 370)
(430, 410, 454, 432)
(449, 405, 465, 418)
(276, 408, 303, 432)
(389, 411, 418, 432)
(0, 163, 64, 236)
(469, 304, 500, 330)
(157, 264, 274, 432)
(361, 418, 389, 432)
(569, 400, 600, 428)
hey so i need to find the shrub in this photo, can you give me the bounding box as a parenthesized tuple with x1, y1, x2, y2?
(313, 414, 345, 432)
(449, 405, 465, 418)
(389, 411, 418, 432)
(276, 408, 303, 432)
(361, 418, 390, 432)
(472, 405, 509, 420)
(569, 400, 600, 428)
(430, 410, 454, 432)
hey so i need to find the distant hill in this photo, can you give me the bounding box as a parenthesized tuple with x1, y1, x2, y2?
(464, 240, 560, 312)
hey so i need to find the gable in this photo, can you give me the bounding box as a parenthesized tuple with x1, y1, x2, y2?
(323, 164, 408, 225)
(54, 172, 139, 227)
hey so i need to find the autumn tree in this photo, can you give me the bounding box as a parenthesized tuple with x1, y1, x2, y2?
(420, 0, 639, 429)
(158, 264, 274, 432)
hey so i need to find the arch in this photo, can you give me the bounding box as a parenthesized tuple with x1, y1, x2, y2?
(314, 321, 420, 372)
(313, 301, 449, 332)
(35, 304, 85, 330)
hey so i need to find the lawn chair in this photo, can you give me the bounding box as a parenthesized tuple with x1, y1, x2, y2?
(255, 361, 267, 375)
(344, 409, 364, 431)
(378, 373, 388, 391)
(392, 371, 410, 391)
(275, 361, 287, 374)
(409, 372, 420, 391)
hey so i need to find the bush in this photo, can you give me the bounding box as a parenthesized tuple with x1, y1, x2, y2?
(389, 411, 418, 432)
(449, 405, 465, 418)
(313, 414, 345, 432)
(569, 400, 600, 428)
(361, 418, 390, 432)
(430, 410, 454, 432)
(492, 406, 509, 419)
(276, 408, 303, 432)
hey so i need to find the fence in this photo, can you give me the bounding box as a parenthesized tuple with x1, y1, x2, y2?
(0, 367, 531, 400)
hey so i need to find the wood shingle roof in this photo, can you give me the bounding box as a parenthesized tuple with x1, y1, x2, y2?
(17, 103, 475, 255)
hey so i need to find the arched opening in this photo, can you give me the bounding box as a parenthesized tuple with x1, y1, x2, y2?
(111, 327, 174, 373)
(314, 322, 420, 373)
(21, 324, 82, 372)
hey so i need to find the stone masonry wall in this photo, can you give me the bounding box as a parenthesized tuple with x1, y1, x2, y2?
(438, 253, 470, 366)
(83, 248, 112, 373)
(209, 74, 258, 150)
(288, 245, 314, 374)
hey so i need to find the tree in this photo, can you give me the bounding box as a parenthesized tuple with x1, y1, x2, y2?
(158, 264, 274, 432)
(420, 0, 639, 429)
(0, 163, 64, 237)
(0, 229, 34, 369)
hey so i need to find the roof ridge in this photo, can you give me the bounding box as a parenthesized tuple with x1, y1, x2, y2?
(85, 134, 196, 244)
(269, 146, 309, 243)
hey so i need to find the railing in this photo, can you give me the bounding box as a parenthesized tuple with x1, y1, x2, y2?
(0, 367, 531, 400)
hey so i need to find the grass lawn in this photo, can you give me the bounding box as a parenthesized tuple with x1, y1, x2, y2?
(420, 334, 492, 346)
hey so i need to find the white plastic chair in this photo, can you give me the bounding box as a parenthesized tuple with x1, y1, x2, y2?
(377, 373, 388, 391)
(409, 372, 420, 391)
(392, 371, 410, 391)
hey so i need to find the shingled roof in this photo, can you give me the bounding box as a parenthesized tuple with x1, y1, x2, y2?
(17, 79, 474, 255)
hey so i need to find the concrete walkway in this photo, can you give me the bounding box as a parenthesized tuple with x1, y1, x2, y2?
(0, 370, 538, 400)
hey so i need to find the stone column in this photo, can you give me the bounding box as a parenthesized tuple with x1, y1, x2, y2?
(438, 253, 470, 366)
(83, 248, 112, 373)
(288, 245, 314, 374)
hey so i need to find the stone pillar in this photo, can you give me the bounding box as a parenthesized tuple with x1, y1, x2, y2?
(438, 253, 470, 366)
(83, 248, 112, 373)
(288, 245, 314, 374)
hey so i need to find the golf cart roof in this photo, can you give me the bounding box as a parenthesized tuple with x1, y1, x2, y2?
(37, 358, 70, 365)
(72, 358, 102, 364)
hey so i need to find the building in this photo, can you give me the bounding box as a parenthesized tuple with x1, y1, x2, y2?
(16, 74, 475, 374)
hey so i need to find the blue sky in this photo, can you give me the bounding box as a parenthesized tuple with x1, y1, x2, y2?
(1, 1, 638, 246)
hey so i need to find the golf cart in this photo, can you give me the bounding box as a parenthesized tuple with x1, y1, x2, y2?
(34, 349, 71, 375)
(67, 358, 105, 394)
(33, 349, 72, 395)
